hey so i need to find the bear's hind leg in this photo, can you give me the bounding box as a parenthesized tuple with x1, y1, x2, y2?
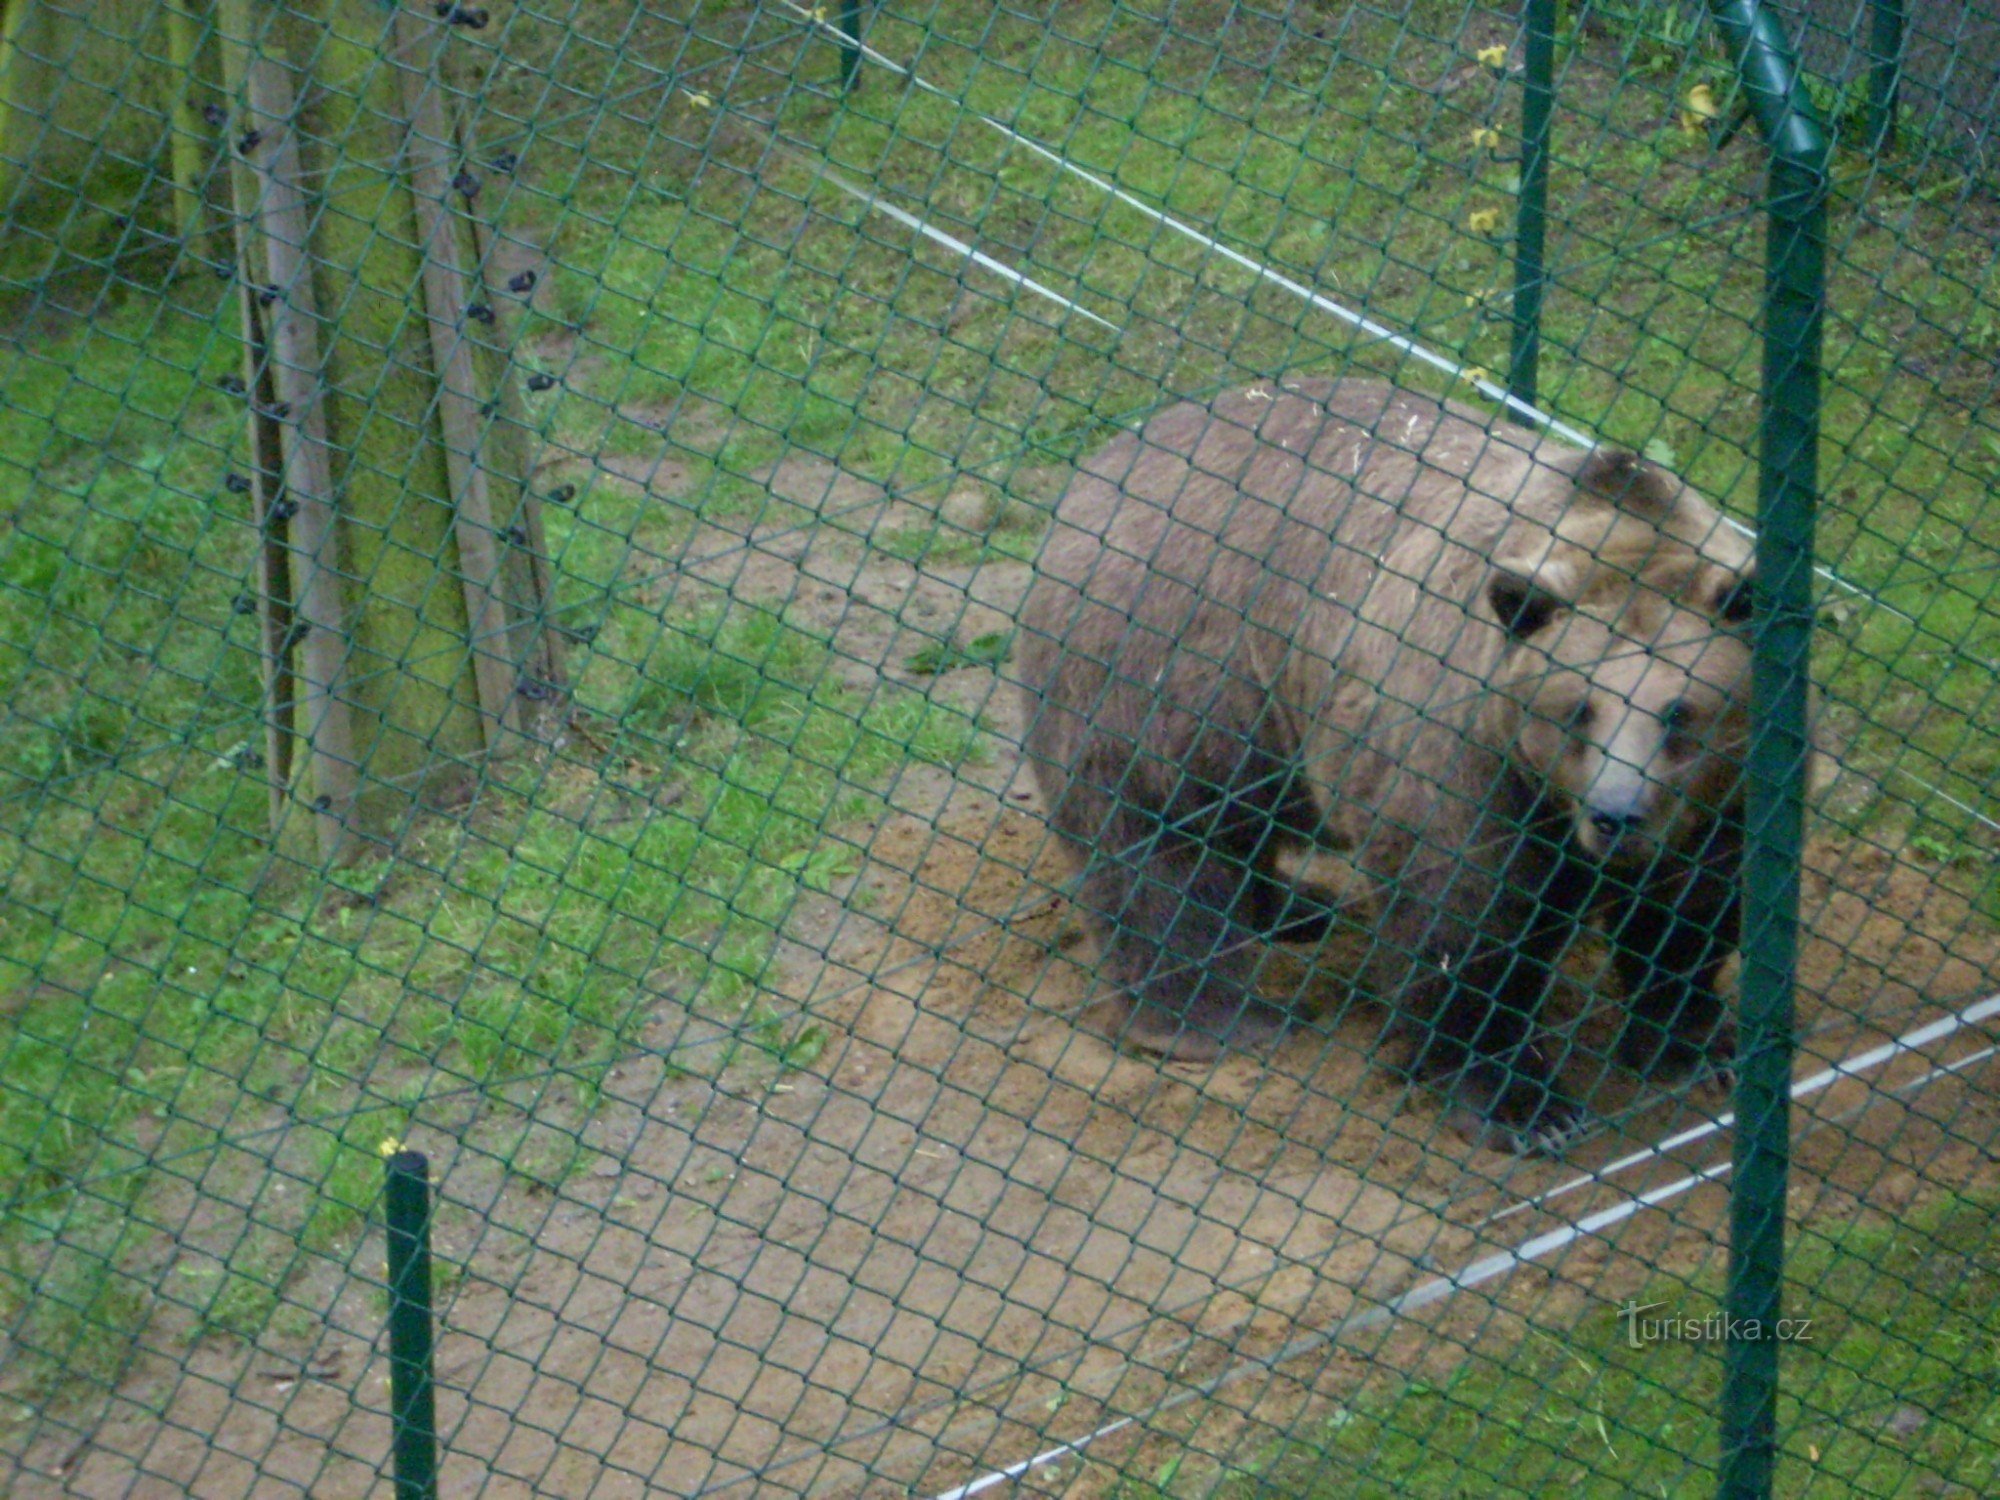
(1232, 771, 1340, 945)
(1077, 835, 1287, 1063)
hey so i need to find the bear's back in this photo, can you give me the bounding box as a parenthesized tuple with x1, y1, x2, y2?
(1028, 377, 1575, 692)
(1020, 377, 1620, 851)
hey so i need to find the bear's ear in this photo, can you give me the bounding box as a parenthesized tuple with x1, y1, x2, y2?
(1487, 569, 1566, 638)
(1575, 447, 1678, 517)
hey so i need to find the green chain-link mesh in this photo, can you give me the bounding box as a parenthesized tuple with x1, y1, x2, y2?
(2, 1, 1996, 1495)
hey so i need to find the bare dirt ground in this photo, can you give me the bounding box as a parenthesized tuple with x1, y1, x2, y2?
(18, 448, 2000, 1499)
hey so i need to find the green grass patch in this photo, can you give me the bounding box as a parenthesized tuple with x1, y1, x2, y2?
(872, 518, 1045, 571)
(905, 630, 1016, 677)
(1175, 1196, 2000, 1498)
(0, 289, 977, 1406)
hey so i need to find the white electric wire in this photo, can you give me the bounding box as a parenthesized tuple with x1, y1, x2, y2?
(774, 1, 1591, 444)
(1483, 988, 2000, 1227)
(726, 103, 1119, 332)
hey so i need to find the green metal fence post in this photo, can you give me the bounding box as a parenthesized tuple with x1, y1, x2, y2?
(385, 1149, 440, 1500)
(1701, 5, 1829, 1498)
(839, 0, 864, 91)
(1508, 0, 1556, 414)
(1867, 1, 1903, 151)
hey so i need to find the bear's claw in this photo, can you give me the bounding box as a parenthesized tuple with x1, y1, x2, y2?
(1445, 1056, 1586, 1155)
(1442, 1096, 1588, 1155)
(1506, 1105, 1591, 1157)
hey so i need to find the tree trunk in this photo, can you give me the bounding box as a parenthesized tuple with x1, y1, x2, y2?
(216, 0, 562, 863)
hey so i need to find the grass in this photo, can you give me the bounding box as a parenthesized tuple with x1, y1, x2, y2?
(0, 288, 975, 1405)
(1126, 1194, 2000, 1498)
(0, 0, 1996, 1446)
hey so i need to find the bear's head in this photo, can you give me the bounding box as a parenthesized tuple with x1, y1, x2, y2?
(1483, 448, 1756, 868)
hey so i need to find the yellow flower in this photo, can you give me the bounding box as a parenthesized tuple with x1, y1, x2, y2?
(378, 1136, 405, 1158)
(1470, 126, 1502, 151)
(1477, 44, 1509, 69)
(1680, 82, 1720, 136)
(1467, 207, 1504, 236)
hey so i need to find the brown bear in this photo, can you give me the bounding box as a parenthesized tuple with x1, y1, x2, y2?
(1014, 377, 1756, 1152)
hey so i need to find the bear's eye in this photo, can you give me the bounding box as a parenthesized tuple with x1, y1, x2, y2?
(1718, 577, 1755, 625)
(1488, 573, 1564, 638)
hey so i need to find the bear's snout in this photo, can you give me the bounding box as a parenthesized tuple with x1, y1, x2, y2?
(1575, 733, 1665, 861)
(1581, 805, 1651, 863)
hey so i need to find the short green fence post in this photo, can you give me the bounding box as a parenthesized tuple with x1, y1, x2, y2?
(1508, 0, 1556, 414)
(1702, 4, 1830, 1498)
(385, 1149, 440, 1500)
(839, 0, 864, 91)
(1867, 0, 1902, 151)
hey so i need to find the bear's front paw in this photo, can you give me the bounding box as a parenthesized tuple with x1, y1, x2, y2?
(1617, 1012, 1736, 1081)
(1446, 1057, 1587, 1156)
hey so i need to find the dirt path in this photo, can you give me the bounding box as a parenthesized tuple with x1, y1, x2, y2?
(18, 451, 2000, 1500)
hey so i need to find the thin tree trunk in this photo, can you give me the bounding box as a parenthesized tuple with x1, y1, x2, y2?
(161, 1, 211, 242)
(0, 0, 50, 213)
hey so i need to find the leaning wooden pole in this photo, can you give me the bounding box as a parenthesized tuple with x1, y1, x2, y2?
(226, 10, 361, 861)
(391, 5, 523, 754)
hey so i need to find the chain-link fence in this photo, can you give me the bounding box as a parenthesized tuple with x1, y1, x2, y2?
(2, 0, 1997, 1495)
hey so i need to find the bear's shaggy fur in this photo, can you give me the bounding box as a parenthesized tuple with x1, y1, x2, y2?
(1015, 377, 1756, 1151)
